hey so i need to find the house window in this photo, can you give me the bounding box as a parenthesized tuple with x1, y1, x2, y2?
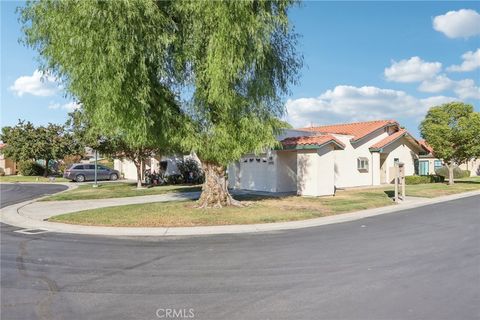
(434, 160, 442, 169)
(418, 160, 429, 176)
(357, 157, 369, 172)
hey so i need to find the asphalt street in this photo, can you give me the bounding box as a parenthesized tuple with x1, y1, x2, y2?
(0, 184, 68, 208)
(1, 184, 479, 320)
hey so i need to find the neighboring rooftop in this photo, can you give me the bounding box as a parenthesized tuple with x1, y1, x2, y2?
(300, 120, 398, 142)
(418, 139, 434, 154)
(281, 134, 346, 150)
(370, 128, 424, 152)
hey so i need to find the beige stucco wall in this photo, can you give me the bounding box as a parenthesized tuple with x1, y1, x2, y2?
(459, 159, 480, 176)
(276, 151, 297, 192)
(381, 138, 419, 183)
(332, 129, 390, 188)
(0, 155, 17, 175)
(297, 145, 335, 196)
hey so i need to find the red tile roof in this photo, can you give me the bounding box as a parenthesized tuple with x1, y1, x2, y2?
(418, 139, 434, 153)
(369, 129, 423, 151)
(301, 120, 398, 142)
(281, 134, 345, 150)
(370, 129, 407, 149)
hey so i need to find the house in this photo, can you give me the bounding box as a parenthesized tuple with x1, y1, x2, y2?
(417, 140, 480, 176)
(228, 120, 427, 197)
(0, 144, 17, 175)
(114, 153, 200, 180)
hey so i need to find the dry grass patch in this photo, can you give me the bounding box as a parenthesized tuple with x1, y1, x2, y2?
(49, 188, 394, 227)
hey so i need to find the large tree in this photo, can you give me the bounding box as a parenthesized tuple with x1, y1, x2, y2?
(420, 102, 480, 185)
(174, 1, 302, 207)
(20, 0, 187, 181)
(1, 120, 82, 176)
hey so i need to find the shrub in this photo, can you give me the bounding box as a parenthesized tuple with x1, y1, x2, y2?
(176, 158, 204, 184)
(435, 166, 470, 179)
(405, 175, 445, 185)
(165, 174, 184, 185)
(18, 161, 45, 176)
(0, 168, 5, 176)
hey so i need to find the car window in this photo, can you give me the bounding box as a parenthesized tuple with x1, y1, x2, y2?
(73, 165, 84, 170)
(99, 166, 109, 170)
(87, 165, 95, 170)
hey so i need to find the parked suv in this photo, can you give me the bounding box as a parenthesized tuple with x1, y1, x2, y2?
(63, 163, 120, 182)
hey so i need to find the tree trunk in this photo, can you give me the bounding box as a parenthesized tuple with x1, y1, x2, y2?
(135, 161, 143, 188)
(196, 162, 244, 208)
(447, 162, 454, 185)
(43, 159, 49, 177)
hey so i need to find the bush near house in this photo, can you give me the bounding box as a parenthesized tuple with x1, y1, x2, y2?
(0, 168, 5, 176)
(435, 166, 470, 179)
(18, 161, 45, 176)
(176, 159, 205, 184)
(405, 175, 445, 185)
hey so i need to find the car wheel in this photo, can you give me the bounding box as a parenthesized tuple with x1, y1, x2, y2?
(75, 174, 86, 182)
(110, 173, 118, 181)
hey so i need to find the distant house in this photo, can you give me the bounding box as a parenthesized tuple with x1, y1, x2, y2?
(114, 153, 200, 181)
(0, 144, 17, 175)
(228, 120, 427, 197)
(418, 139, 480, 177)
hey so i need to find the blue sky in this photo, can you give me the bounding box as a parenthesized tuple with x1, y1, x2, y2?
(1, 1, 479, 137)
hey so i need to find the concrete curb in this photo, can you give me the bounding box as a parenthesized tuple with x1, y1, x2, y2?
(1, 189, 479, 237)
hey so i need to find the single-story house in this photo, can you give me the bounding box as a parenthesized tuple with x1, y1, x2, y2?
(114, 153, 200, 181)
(418, 139, 480, 177)
(0, 144, 17, 175)
(228, 120, 428, 197)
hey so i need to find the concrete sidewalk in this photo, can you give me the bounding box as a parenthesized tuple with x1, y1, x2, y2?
(1, 189, 479, 237)
(19, 191, 200, 221)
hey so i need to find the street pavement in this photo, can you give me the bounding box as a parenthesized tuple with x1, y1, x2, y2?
(0, 184, 68, 209)
(1, 184, 479, 320)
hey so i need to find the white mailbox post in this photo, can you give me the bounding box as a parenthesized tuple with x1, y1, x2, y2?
(394, 162, 405, 202)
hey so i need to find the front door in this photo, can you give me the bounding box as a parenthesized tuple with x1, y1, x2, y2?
(419, 160, 429, 176)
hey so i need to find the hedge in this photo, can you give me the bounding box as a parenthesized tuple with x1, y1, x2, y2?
(18, 161, 45, 176)
(405, 175, 445, 185)
(435, 166, 470, 179)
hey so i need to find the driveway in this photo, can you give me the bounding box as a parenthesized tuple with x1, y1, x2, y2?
(1, 184, 479, 320)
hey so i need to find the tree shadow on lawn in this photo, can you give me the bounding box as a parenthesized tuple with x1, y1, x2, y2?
(454, 180, 480, 184)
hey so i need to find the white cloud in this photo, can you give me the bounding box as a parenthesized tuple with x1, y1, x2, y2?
(285, 85, 457, 128)
(9, 70, 58, 97)
(417, 74, 480, 99)
(384, 57, 442, 83)
(447, 49, 480, 72)
(454, 79, 480, 100)
(418, 75, 454, 93)
(48, 101, 80, 111)
(433, 9, 480, 39)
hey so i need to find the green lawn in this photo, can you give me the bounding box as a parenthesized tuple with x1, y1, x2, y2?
(42, 182, 202, 201)
(0, 175, 69, 183)
(49, 188, 394, 227)
(48, 178, 480, 227)
(386, 177, 480, 198)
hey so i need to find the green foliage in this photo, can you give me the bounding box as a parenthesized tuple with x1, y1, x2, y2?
(173, 1, 302, 166)
(435, 166, 470, 179)
(18, 161, 45, 176)
(0, 121, 38, 162)
(20, 0, 187, 149)
(1, 120, 83, 176)
(419, 102, 480, 164)
(0, 168, 5, 176)
(176, 158, 204, 184)
(405, 175, 444, 185)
